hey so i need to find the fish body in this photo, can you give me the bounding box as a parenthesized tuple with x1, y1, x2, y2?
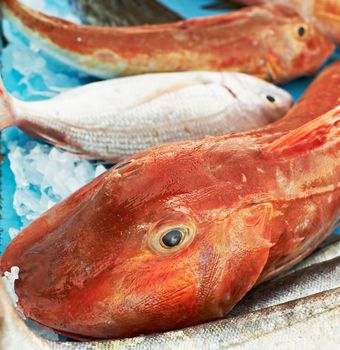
(231, 0, 340, 44)
(276, 234, 340, 278)
(2, 1, 334, 82)
(1, 62, 339, 340)
(69, 0, 182, 26)
(0, 71, 292, 161)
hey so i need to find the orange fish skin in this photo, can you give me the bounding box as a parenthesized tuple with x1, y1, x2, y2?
(313, 0, 340, 44)
(232, 0, 340, 44)
(2, 0, 334, 82)
(0, 63, 339, 340)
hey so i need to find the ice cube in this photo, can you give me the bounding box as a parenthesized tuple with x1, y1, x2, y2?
(2, 266, 20, 307)
(95, 164, 107, 177)
(8, 228, 19, 240)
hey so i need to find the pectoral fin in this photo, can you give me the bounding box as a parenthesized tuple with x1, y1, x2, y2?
(265, 107, 340, 156)
(216, 203, 274, 315)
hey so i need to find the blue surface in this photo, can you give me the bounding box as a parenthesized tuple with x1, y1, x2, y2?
(0, 130, 22, 254)
(162, 0, 230, 17)
(0, 1, 339, 255)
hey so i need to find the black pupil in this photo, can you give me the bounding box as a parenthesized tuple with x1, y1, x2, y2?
(298, 26, 306, 37)
(266, 95, 276, 103)
(162, 229, 182, 248)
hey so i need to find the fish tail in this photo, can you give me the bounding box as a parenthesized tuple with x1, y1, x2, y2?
(2, 0, 112, 78)
(0, 76, 15, 130)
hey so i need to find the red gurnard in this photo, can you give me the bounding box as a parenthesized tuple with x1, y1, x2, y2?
(0, 62, 339, 340)
(2, 0, 334, 82)
(231, 0, 340, 45)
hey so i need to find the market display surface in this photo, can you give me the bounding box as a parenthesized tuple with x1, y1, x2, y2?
(0, 0, 339, 349)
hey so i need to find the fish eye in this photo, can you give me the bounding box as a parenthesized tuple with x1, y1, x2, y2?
(295, 24, 309, 39)
(266, 95, 276, 103)
(298, 26, 305, 37)
(262, 93, 278, 105)
(161, 229, 184, 248)
(148, 224, 196, 255)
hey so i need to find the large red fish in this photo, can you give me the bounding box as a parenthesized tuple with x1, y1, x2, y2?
(230, 0, 340, 45)
(1, 62, 339, 340)
(2, 0, 334, 82)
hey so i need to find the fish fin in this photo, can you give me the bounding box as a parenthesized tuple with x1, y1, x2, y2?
(265, 107, 340, 156)
(240, 202, 274, 245)
(219, 203, 273, 313)
(0, 76, 15, 131)
(229, 203, 274, 250)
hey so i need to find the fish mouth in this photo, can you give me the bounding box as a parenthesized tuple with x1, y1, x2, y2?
(281, 91, 294, 110)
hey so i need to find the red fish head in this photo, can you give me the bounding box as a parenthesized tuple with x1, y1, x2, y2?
(263, 5, 335, 82)
(0, 143, 274, 339)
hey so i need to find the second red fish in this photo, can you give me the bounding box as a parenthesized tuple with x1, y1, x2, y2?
(2, 1, 335, 82)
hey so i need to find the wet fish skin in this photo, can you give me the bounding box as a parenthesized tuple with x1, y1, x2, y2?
(69, 0, 182, 26)
(229, 0, 340, 44)
(0, 62, 339, 340)
(0, 71, 293, 161)
(1, 240, 340, 347)
(276, 234, 340, 278)
(1, 282, 339, 349)
(2, 1, 335, 82)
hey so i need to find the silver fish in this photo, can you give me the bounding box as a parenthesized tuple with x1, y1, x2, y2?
(0, 71, 292, 161)
(69, 0, 182, 26)
(230, 255, 340, 315)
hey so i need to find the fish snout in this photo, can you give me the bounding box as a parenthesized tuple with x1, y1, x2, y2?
(260, 86, 294, 123)
(274, 90, 294, 119)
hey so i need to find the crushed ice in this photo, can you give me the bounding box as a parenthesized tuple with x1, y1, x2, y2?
(1, 0, 106, 229)
(8, 228, 19, 240)
(2, 266, 20, 308)
(5, 131, 106, 226)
